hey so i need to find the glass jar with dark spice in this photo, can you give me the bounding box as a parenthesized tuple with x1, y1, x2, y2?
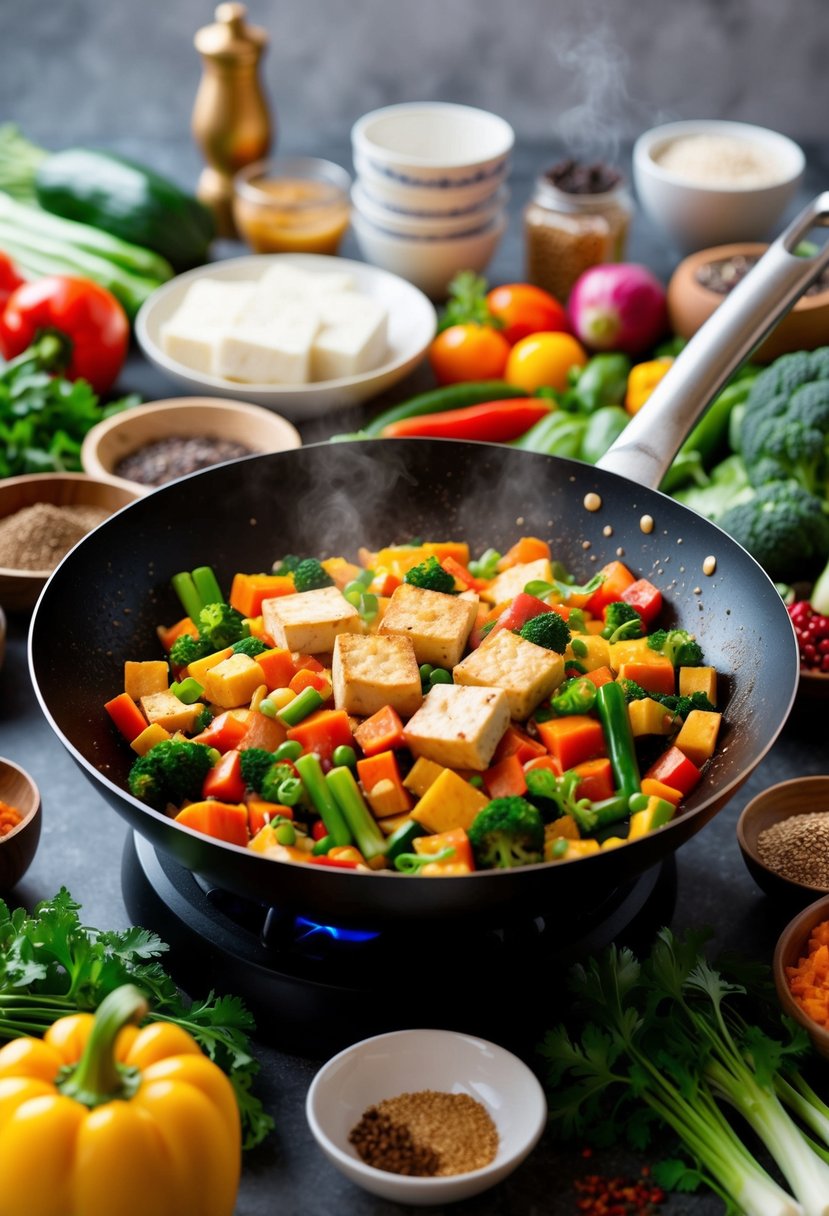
(523, 159, 633, 305)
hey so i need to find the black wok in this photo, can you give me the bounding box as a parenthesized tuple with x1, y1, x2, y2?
(29, 196, 829, 929)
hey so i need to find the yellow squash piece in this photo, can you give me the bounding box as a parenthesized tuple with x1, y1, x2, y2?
(402, 756, 447, 797)
(674, 709, 722, 767)
(187, 646, 234, 683)
(627, 697, 675, 737)
(410, 768, 489, 834)
(124, 660, 169, 701)
(678, 665, 718, 705)
(130, 722, 171, 756)
(564, 633, 610, 672)
(202, 654, 267, 709)
(627, 795, 676, 839)
(0, 985, 240, 1216)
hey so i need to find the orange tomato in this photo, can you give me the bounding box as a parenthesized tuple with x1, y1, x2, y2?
(486, 283, 569, 345)
(505, 331, 589, 393)
(428, 323, 510, 385)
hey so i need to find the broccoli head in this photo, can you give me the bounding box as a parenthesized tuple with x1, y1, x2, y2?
(292, 558, 334, 593)
(739, 350, 829, 497)
(403, 555, 455, 594)
(128, 740, 214, 809)
(647, 628, 704, 667)
(272, 554, 302, 575)
(601, 601, 644, 642)
(169, 633, 212, 668)
(198, 602, 248, 649)
(717, 479, 829, 583)
(618, 678, 649, 703)
(518, 611, 571, 654)
(658, 691, 717, 720)
(468, 797, 545, 869)
(239, 747, 278, 794)
(231, 636, 269, 658)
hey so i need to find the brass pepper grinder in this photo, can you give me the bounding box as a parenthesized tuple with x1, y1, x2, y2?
(192, 2, 272, 238)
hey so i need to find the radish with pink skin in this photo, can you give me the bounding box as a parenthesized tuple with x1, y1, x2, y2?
(567, 263, 668, 355)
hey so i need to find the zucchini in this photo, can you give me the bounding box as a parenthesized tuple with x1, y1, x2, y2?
(362, 380, 529, 437)
(36, 149, 214, 271)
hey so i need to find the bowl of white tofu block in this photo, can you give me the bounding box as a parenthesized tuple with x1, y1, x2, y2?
(135, 253, 438, 420)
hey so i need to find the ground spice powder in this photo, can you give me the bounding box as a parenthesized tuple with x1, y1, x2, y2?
(757, 812, 829, 888)
(349, 1089, 499, 1177)
(0, 503, 110, 571)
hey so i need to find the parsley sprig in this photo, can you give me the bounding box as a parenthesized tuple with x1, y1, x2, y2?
(0, 889, 273, 1149)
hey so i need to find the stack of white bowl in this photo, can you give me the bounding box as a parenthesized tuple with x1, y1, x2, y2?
(350, 102, 514, 299)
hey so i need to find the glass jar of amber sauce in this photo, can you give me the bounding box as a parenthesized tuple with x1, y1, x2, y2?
(523, 160, 633, 304)
(233, 156, 351, 254)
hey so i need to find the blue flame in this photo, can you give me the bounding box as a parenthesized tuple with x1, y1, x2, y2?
(294, 916, 380, 944)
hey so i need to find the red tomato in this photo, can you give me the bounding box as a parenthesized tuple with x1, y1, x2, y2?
(0, 252, 24, 310)
(428, 323, 510, 385)
(486, 283, 569, 345)
(0, 276, 128, 394)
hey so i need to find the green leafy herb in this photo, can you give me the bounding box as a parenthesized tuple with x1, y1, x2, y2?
(0, 889, 273, 1149)
(437, 271, 500, 333)
(0, 335, 137, 478)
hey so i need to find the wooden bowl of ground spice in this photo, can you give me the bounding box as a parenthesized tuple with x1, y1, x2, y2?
(0, 473, 140, 612)
(0, 757, 41, 893)
(737, 776, 829, 904)
(774, 895, 829, 1061)
(305, 1028, 547, 1204)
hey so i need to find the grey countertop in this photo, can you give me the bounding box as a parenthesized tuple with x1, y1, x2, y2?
(1, 139, 828, 1215)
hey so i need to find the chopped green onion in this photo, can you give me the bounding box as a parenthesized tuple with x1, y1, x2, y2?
(468, 774, 485, 789)
(191, 566, 225, 607)
(172, 571, 204, 623)
(551, 838, 568, 858)
(276, 777, 303, 807)
(277, 687, 324, 726)
(170, 677, 205, 704)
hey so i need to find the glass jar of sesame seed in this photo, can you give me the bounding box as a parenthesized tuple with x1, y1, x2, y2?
(523, 159, 633, 305)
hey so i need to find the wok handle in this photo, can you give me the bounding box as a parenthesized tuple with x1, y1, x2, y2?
(597, 191, 829, 489)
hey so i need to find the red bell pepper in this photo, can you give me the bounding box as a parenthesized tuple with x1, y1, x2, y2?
(487, 592, 551, 643)
(483, 753, 528, 799)
(644, 746, 701, 797)
(380, 398, 551, 442)
(202, 749, 246, 803)
(0, 252, 24, 309)
(192, 710, 249, 753)
(620, 578, 663, 625)
(584, 560, 636, 618)
(440, 554, 485, 592)
(0, 276, 128, 394)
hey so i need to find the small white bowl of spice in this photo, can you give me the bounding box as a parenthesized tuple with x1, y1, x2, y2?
(737, 776, 829, 904)
(305, 1028, 547, 1205)
(633, 119, 805, 252)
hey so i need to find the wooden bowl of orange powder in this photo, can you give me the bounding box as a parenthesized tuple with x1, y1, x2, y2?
(0, 757, 42, 893)
(774, 894, 829, 1061)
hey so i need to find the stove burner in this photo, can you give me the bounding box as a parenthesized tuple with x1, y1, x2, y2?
(122, 832, 676, 1056)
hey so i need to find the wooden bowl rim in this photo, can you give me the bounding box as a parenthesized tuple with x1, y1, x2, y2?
(671, 243, 829, 315)
(0, 756, 41, 841)
(737, 775, 829, 893)
(773, 893, 829, 1047)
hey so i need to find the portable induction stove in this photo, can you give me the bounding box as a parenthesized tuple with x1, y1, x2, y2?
(122, 832, 676, 1056)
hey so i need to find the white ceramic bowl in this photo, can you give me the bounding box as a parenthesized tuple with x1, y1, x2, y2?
(135, 253, 437, 420)
(353, 180, 509, 237)
(353, 148, 510, 212)
(305, 1029, 547, 1206)
(352, 209, 507, 299)
(351, 102, 514, 183)
(633, 120, 805, 253)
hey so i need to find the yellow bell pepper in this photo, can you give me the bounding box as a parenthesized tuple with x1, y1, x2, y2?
(625, 357, 674, 415)
(0, 985, 240, 1216)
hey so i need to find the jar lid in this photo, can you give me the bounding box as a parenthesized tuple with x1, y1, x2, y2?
(195, 3, 268, 61)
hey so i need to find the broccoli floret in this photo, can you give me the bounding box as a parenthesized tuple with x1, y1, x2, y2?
(231, 636, 269, 657)
(128, 740, 214, 809)
(198, 601, 248, 649)
(272, 554, 302, 575)
(467, 797, 545, 869)
(618, 678, 649, 703)
(518, 611, 571, 654)
(194, 707, 214, 733)
(403, 555, 455, 594)
(260, 761, 302, 804)
(601, 601, 644, 642)
(658, 691, 717, 721)
(738, 350, 829, 497)
(647, 628, 704, 667)
(549, 676, 597, 716)
(239, 748, 278, 793)
(524, 768, 628, 835)
(169, 633, 212, 668)
(292, 558, 334, 593)
(717, 479, 829, 583)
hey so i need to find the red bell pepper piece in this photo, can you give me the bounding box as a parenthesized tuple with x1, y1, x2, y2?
(308, 853, 360, 869)
(440, 554, 486, 592)
(483, 753, 528, 799)
(202, 749, 246, 803)
(104, 692, 147, 743)
(192, 710, 249, 753)
(0, 252, 23, 309)
(380, 398, 551, 442)
(584, 560, 636, 617)
(571, 757, 615, 802)
(311, 819, 329, 841)
(487, 592, 551, 642)
(643, 745, 701, 797)
(620, 578, 663, 625)
(289, 668, 331, 696)
(524, 754, 564, 777)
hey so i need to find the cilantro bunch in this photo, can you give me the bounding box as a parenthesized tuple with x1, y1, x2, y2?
(0, 888, 273, 1149)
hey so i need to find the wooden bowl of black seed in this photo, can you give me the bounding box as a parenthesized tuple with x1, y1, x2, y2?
(0, 473, 141, 613)
(737, 776, 829, 904)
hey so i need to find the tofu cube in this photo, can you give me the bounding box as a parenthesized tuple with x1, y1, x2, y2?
(139, 690, 204, 734)
(202, 654, 266, 709)
(332, 633, 422, 719)
(259, 264, 355, 298)
(124, 660, 169, 701)
(311, 292, 388, 380)
(453, 629, 564, 721)
(215, 301, 320, 384)
(379, 584, 477, 669)
(160, 280, 254, 374)
(410, 769, 489, 834)
(481, 558, 554, 605)
(262, 586, 360, 655)
(403, 684, 510, 771)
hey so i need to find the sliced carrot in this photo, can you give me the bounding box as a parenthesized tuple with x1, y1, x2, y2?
(492, 724, 548, 766)
(247, 798, 291, 835)
(293, 654, 325, 673)
(287, 709, 354, 761)
(257, 647, 296, 690)
(174, 800, 249, 847)
(104, 693, 147, 743)
(483, 753, 528, 799)
(202, 749, 246, 803)
(581, 665, 616, 689)
(499, 537, 551, 568)
(535, 715, 606, 770)
(230, 573, 295, 618)
(371, 571, 402, 597)
(289, 668, 332, 696)
(584, 560, 636, 617)
(356, 750, 413, 816)
(440, 554, 485, 592)
(641, 777, 684, 806)
(571, 757, 614, 802)
(192, 710, 249, 753)
(238, 711, 286, 752)
(353, 705, 406, 756)
(157, 616, 200, 652)
(617, 658, 675, 696)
